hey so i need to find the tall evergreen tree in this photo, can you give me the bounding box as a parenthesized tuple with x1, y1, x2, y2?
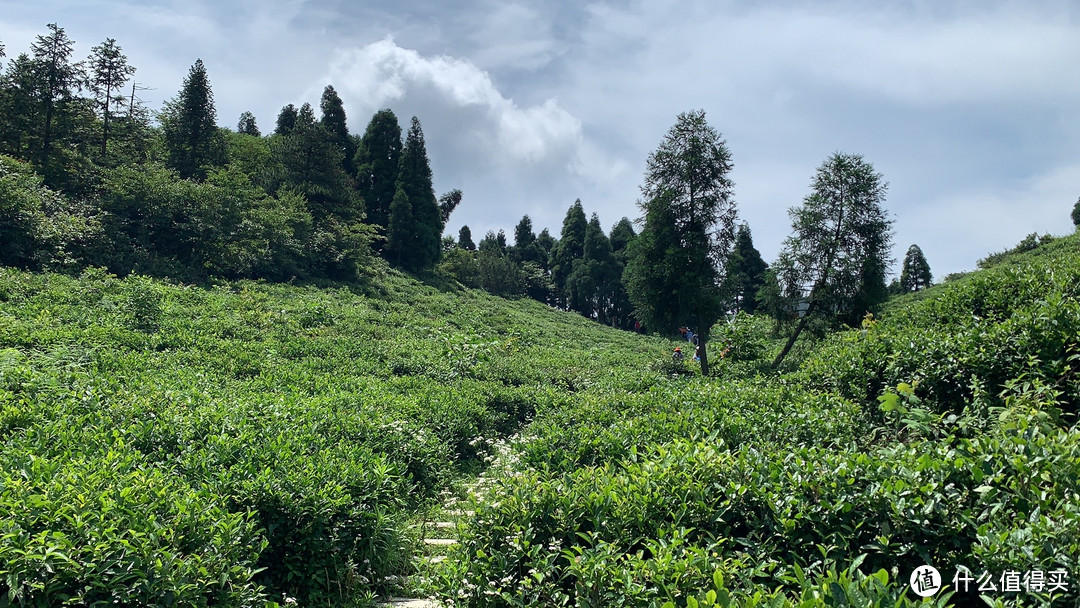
(393, 116, 442, 270)
(511, 214, 543, 265)
(160, 58, 222, 179)
(608, 217, 637, 329)
(625, 110, 737, 374)
(87, 38, 134, 157)
(386, 184, 413, 266)
(552, 199, 588, 309)
(30, 23, 83, 166)
(723, 223, 768, 313)
(319, 85, 356, 175)
(514, 215, 536, 249)
(355, 109, 402, 232)
(237, 111, 260, 136)
(534, 228, 556, 273)
(275, 104, 297, 135)
(0, 54, 41, 156)
(899, 243, 932, 291)
(571, 213, 620, 322)
(478, 230, 500, 253)
(458, 225, 476, 251)
(1072, 196, 1080, 227)
(609, 217, 636, 261)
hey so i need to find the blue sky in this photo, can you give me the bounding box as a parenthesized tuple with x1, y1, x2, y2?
(2, 0, 1078, 278)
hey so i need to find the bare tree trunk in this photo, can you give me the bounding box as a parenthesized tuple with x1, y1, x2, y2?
(770, 299, 816, 369)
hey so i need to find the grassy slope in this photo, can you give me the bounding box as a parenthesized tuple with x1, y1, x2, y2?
(0, 265, 670, 606)
(439, 233, 1080, 608)
(2, 232, 1078, 607)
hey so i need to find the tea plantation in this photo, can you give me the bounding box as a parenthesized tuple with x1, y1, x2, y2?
(2, 234, 1079, 607)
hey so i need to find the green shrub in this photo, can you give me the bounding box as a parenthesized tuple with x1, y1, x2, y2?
(120, 274, 165, 331)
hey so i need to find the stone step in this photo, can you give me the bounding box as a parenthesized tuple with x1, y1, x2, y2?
(444, 509, 474, 517)
(377, 598, 440, 608)
(423, 538, 458, 547)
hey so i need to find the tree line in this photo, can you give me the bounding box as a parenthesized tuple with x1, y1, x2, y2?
(0, 24, 938, 366)
(0, 24, 450, 281)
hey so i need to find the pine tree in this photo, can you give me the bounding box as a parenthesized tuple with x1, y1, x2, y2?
(458, 225, 476, 250)
(1072, 197, 1080, 227)
(514, 215, 536, 249)
(0, 54, 41, 156)
(161, 59, 222, 179)
(575, 213, 620, 322)
(30, 23, 83, 166)
(608, 217, 637, 328)
(899, 244, 932, 291)
(609, 218, 636, 261)
(535, 228, 556, 272)
(319, 85, 356, 175)
(511, 214, 543, 265)
(237, 111, 260, 136)
(393, 116, 441, 270)
(552, 200, 588, 309)
(355, 109, 402, 232)
(624, 110, 738, 374)
(275, 104, 297, 135)
(478, 230, 501, 253)
(386, 184, 413, 266)
(87, 38, 135, 156)
(272, 102, 359, 221)
(723, 223, 768, 313)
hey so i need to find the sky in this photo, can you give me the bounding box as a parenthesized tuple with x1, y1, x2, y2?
(2, 0, 1078, 278)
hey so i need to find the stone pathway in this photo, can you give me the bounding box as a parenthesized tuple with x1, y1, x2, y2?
(377, 437, 516, 607)
(375, 517, 458, 608)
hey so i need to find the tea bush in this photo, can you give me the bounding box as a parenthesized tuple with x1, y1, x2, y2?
(5, 232, 1079, 606)
(0, 266, 667, 605)
(437, 233, 1080, 607)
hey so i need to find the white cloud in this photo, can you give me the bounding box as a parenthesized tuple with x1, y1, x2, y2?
(900, 161, 1080, 276)
(316, 37, 583, 166)
(464, 1, 559, 71)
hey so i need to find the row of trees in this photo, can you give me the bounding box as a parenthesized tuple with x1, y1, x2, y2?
(441, 202, 640, 329)
(618, 110, 934, 372)
(0, 24, 454, 280)
(440, 197, 775, 337)
(440, 110, 935, 373)
(1, 25, 938, 367)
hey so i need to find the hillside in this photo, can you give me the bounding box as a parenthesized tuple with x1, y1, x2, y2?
(0, 265, 668, 606)
(2, 233, 1079, 607)
(435, 233, 1080, 607)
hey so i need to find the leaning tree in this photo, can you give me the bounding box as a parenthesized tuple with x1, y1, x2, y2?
(770, 152, 893, 368)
